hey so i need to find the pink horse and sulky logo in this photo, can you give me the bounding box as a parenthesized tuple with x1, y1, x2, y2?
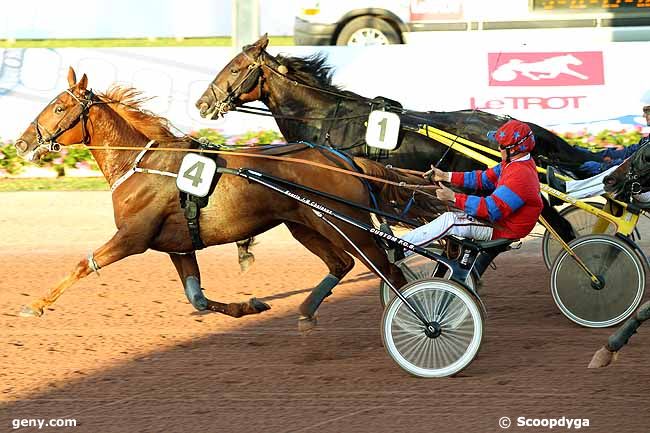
(488, 52, 605, 86)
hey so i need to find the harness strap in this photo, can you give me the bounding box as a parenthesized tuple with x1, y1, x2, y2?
(305, 141, 381, 210)
(318, 99, 341, 146)
(110, 140, 178, 192)
(400, 194, 416, 218)
(107, 138, 204, 248)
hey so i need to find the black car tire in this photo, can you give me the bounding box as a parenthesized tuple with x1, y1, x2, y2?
(336, 16, 401, 46)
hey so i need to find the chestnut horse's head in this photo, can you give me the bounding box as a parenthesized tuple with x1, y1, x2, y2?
(15, 67, 96, 162)
(603, 143, 650, 198)
(196, 34, 287, 119)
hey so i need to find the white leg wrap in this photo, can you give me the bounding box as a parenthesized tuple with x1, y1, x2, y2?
(87, 252, 101, 275)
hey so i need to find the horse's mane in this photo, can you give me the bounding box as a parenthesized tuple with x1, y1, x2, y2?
(98, 86, 188, 143)
(275, 53, 344, 93)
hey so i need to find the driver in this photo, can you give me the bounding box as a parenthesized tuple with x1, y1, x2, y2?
(401, 119, 544, 249)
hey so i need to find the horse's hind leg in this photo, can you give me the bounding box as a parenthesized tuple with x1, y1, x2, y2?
(169, 252, 270, 317)
(236, 237, 257, 273)
(286, 223, 355, 332)
(588, 301, 650, 368)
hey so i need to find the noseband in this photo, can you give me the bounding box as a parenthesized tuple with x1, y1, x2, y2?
(32, 89, 96, 155)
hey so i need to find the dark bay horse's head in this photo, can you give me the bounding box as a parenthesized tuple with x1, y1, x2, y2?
(15, 67, 95, 162)
(603, 144, 650, 198)
(196, 34, 288, 119)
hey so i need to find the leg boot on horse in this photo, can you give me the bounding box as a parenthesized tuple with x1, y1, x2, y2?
(170, 252, 270, 317)
(286, 223, 356, 332)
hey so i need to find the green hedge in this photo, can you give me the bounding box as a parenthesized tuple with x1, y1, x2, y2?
(0, 128, 644, 176)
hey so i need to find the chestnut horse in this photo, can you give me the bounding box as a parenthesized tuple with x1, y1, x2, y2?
(196, 35, 588, 266)
(14, 67, 434, 330)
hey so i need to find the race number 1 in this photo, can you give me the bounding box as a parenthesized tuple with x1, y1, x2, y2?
(176, 153, 217, 197)
(365, 110, 400, 150)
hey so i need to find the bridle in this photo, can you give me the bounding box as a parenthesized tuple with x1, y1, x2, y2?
(206, 49, 267, 119)
(205, 46, 375, 121)
(624, 144, 650, 195)
(32, 88, 96, 156)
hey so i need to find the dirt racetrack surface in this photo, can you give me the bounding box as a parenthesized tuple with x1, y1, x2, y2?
(1, 191, 649, 433)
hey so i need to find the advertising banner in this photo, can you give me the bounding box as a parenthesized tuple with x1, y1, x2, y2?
(1, 42, 648, 142)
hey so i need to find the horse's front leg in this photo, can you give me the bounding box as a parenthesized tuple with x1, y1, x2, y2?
(169, 252, 270, 317)
(588, 301, 650, 368)
(19, 230, 149, 317)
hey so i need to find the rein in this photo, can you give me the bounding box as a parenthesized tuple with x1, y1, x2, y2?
(31, 88, 437, 196)
(69, 142, 441, 193)
(233, 104, 369, 122)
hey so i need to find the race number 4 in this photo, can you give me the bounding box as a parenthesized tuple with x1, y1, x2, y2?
(176, 153, 217, 197)
(365, 110, 401, 150)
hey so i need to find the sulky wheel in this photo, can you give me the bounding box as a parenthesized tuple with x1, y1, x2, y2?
(380, 247, 476, 307)
(381, 278, 484, 378)
(542, 202, 615, 270)
(550, 234, 645, 328)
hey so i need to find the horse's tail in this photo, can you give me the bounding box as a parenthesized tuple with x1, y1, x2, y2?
(352, 157, 448, 223)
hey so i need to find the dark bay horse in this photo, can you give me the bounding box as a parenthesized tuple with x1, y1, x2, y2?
(196, 35, 594, 262)
(589, 144, 650, 368)
(14, 67, 435, 330)
(603, 142, 650, 199)
(196, 35, 599, 175)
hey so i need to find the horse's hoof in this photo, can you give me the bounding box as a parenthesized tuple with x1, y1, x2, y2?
(588, 346, 615, 368)
(249, 297, 271, 313)
(239, 254, 255, 273)
(19, 305, 43, 318)
(298, 314, 317, 333)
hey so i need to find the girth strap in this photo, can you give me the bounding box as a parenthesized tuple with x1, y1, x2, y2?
(180, 192, 207, 250)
